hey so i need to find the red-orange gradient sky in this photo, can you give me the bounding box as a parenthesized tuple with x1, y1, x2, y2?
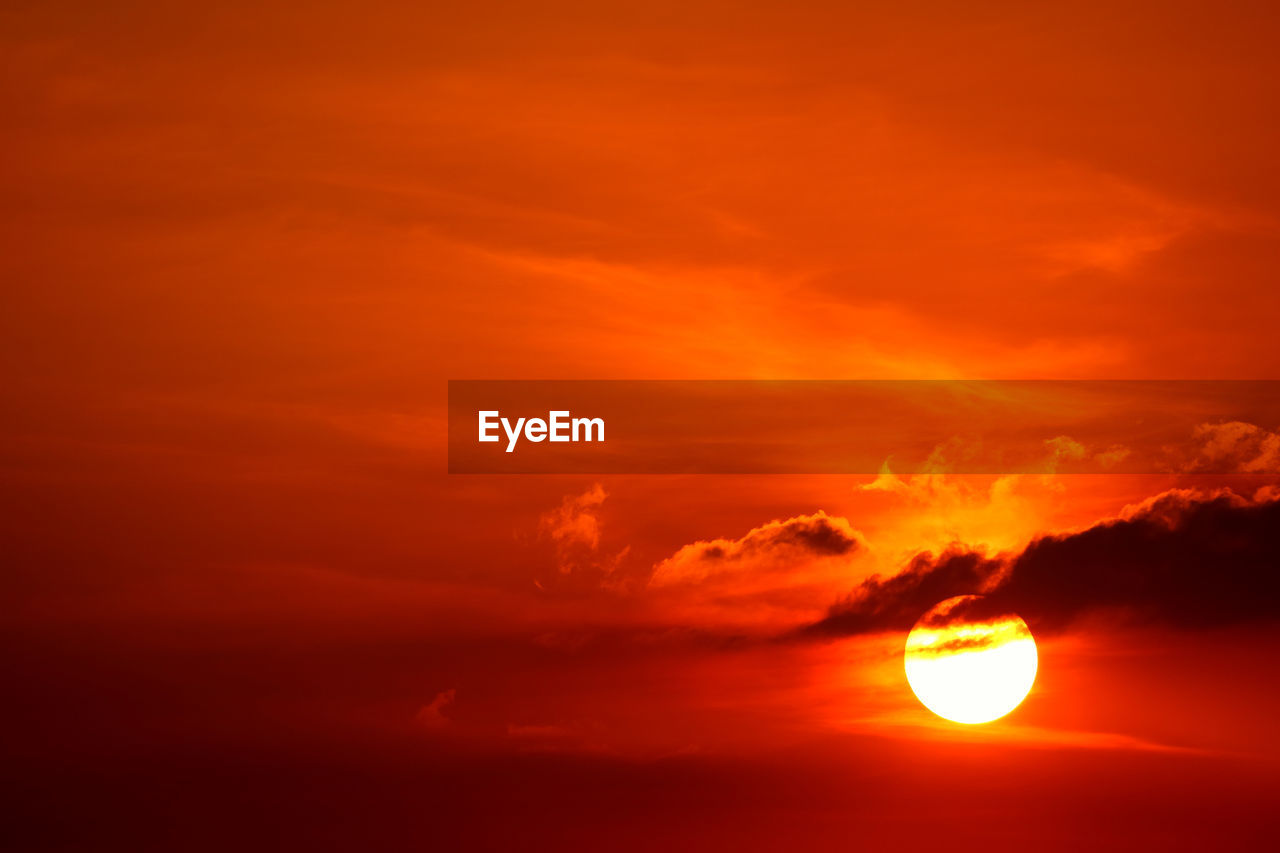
(3, 2, 1280, 850)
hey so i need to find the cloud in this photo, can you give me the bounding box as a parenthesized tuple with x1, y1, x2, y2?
(808, 487, 1280, 637)
(856, 469, 1051, 558)
(913, 594, 1025, 633)
(993, 487, 1280, 632)
(853, 439, 1126, 566)
(854, 711, 1211, 755)
(1044, 435, 1130, 471)
(650, 511, 864, 588)
(540, 483, 608, 554)
(537, 484, 630, 584)
(417, 688, 457, 729)
(805, 549, 1001, 637)
(1184, 422, 1280, 473)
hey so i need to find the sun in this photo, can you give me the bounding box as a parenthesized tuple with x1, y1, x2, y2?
(904, 595, 1037, 724)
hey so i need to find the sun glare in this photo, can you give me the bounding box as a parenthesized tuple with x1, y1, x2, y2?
(904, 595, 1037, 725)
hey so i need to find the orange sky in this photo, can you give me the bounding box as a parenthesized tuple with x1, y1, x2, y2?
(4, 2, 1280, 850)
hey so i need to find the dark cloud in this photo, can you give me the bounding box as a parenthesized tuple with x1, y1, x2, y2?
(916, 594, 1023, 630)
(651, 511, 863, 587)
(807, 489, 1280, 637)
(913, 633, 1016, 657)
(804, 550, 1000, 637)
(990, 489, 1280, 632)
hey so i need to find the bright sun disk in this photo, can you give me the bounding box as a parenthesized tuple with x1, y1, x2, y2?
(904, 595, 1037, 725)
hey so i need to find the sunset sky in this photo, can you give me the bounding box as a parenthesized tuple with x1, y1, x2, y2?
(4, 2, 1280, 850)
